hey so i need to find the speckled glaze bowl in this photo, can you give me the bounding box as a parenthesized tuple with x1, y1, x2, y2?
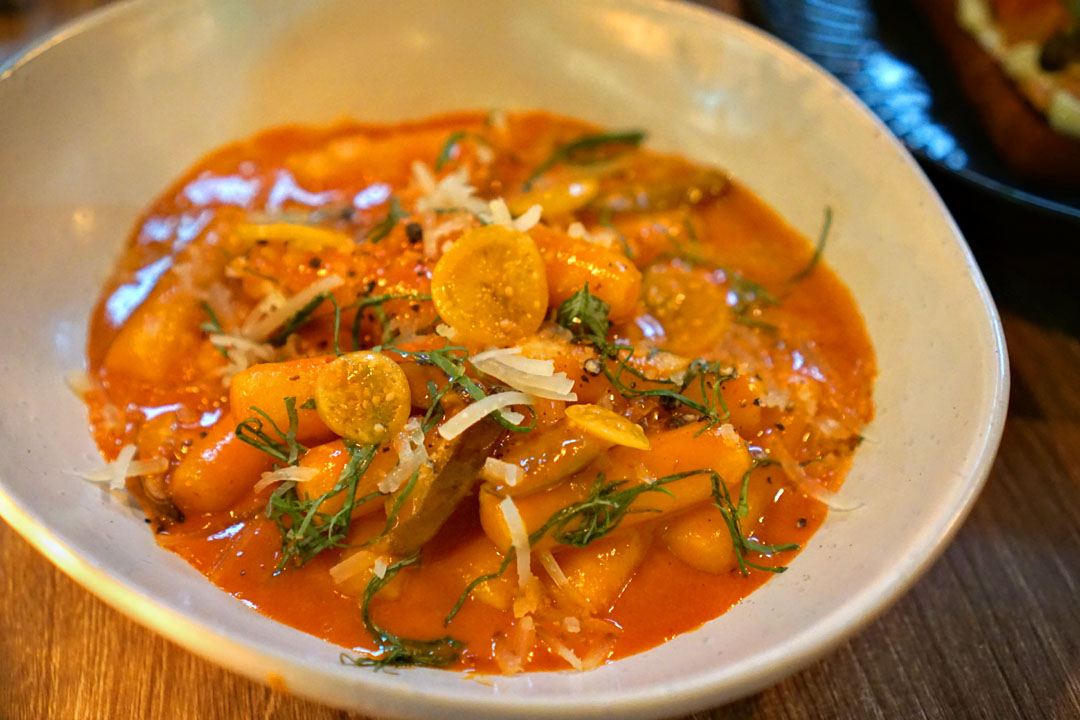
(0, 1, 1007, 717)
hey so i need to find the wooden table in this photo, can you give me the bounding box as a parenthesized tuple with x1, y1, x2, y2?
(2, 2, 1078, 718)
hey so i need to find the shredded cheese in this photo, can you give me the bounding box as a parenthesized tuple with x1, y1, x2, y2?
(482, 457, 524, 487)
(412, 162, 489, 216)
(539, 631, 584, 672)
(205, 275, 344, 385)
(814, 416, 846, 438)
(768, 440, 864, 512)
(209, 333, 277, 382)
(435, 323, 459, 340)
(514, 204, 543, 232)
(329, 550, 377, 586)
(380, 417, 429, 493)
(484, 198, 542, 232)
(471, 347, 553, 375)
(487, 197, 513, 227)
(500, 410, 525, 425)
(538, 550, 571, 592)
(475, 143, 496, 164)
(470, 347, 577, 402)
(800, 481, 864, 512)
(76, 444, 169, 492)
(411, 159, 437, 194)
(241, 275, 345, 342)
(410, 161, 541, 248)
(492, 614, 534, 675)
(426, 213, 475, 258)
(109, 444, 135, 492)
(239, 289, 287, 337)
(253, 465, 319, 494)
(759, 387, 791, 410)
(718, 423, 740, 444)
(581, 636, 616, 671)
(567, 221, 616, 248)
(567, 221, 590, 240)
(65, 369, 94, 399)
(438, 391, 533, 440)
(499, 496, 532, 587)
(538, 550, 591, 610)
(513, 576, 542, 618)
(100, 403, 125, 432)
(476, 363, 575, 400)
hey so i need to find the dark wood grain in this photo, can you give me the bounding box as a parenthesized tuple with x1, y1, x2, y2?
(2, 2, 1079, 719)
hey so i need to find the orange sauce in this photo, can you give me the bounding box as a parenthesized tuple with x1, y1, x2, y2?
(83, 111, 874, 673)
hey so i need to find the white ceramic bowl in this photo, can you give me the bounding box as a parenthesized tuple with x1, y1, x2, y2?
(0, 1, 1008, 717)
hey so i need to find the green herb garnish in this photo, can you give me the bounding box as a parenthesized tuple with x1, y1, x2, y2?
(727, 206, 832, 329)
(364, 467, 421, 547)
(422, 380, 450, 433)
(342, 554, 463, 669)
(327, 294, 343, 355)
(266, 442, 380, 571)
(236, 397, 306, 465)
(523, 129, 646, 190)
(554, 287, 734, 430)
(378, 344, 536, 434)
(788, 206, 833, 283)
(268, 295, 324, 347)
(598, 208, 633, 258)
(349, 292, 433, 350)
(555, 283, 611, 339)
(737, 457, 779, 518)
(199, 301, 225, 336)
(199, 301, 230, 359)
(727, 270, 779, 331)
(445, 465, 798, 624)
(664, 219, 710, 267)
(536, 472, 672, 548)
(434, 131, 493, 171)
(265, 291, 344, 352)
(710, 463, 798, 574)
(366, 197, 407, 243)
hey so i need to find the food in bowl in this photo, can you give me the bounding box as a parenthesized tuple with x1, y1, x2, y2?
(74, 110, 875, 673)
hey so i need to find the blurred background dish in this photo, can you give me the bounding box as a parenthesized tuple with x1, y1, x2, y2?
(749, 0, 1080, 221)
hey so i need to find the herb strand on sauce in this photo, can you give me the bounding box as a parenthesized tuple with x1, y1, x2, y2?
(267, 442, 380, 571)
(555, 286, 734, 430)
(235, 397, 306, 465)
(445, 466, 800, 625)
(343, 554, 464, 669)
(522, 129, 646, 190)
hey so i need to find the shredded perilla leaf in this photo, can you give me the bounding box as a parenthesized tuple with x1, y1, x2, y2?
(445, 466, 799, 625)
(342, 554, 464, 669)
(523, 129, 646, 190)
(555, 287, 734, 431)
(266, 441, 380, 571)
